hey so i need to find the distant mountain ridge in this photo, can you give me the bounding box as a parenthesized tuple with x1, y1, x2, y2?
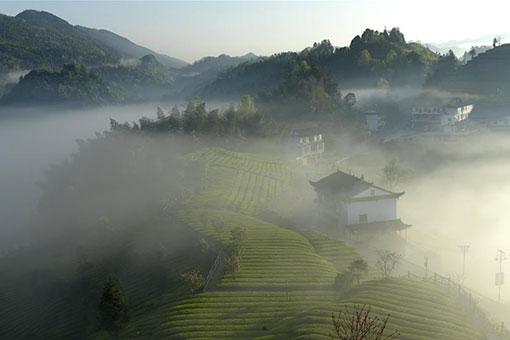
(0, 9, 187, 74)
(77, 26, 188, 69)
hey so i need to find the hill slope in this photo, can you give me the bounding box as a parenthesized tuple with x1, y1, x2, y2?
(0, 10, 120, 73)
(200, 28, 439, 99)
(160, 148, 481, 340)
(77, 26, 188, 69)
(429, 44, 510, 94)
(0, 10, 185, 74)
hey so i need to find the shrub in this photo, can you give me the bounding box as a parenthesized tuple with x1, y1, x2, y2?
(97, 274, 129, 331)
(181, 270, 205, 294)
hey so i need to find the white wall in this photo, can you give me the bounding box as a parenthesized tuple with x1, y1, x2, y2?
(346, 198, 397, 225)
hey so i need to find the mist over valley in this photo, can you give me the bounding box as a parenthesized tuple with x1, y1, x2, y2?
(1, 3, 510, 340)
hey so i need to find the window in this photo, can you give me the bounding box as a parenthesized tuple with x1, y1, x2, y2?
(359, 214, 368, 223)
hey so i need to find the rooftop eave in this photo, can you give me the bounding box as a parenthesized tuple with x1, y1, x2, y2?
(344, 192, 405, 202)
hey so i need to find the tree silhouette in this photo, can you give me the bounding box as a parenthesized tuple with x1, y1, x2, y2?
(98, 274, 128, 331)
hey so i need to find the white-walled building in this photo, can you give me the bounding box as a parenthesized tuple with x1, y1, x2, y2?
(410, 104, 473, 133)
(289, 127, 325, 166)
(310, 170, 410, 233)
(365, 111, 386, 131)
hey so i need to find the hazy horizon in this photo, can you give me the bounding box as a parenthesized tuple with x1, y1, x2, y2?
(1, 0, 509, 63)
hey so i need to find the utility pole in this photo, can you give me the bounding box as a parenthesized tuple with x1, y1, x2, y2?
(459, 245, 469, 282)
(495, 249, 507, 302)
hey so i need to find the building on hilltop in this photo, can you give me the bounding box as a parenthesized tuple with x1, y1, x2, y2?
(410, 102, 473, 133)
(289, 127, 325, 166)
(310, 170, 410, 235)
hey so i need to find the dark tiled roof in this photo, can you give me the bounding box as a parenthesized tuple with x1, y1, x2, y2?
(310, 170, 372, 196)
(309, 170, 402, 199)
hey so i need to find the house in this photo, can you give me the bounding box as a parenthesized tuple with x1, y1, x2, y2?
(289, 127, 325, 165)
(309, 170, 410, 233)
(365, 109, 385, 131)
(410, 103, 473, 133)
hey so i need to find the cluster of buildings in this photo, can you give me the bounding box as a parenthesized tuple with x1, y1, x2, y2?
(364, 101, 474, 134)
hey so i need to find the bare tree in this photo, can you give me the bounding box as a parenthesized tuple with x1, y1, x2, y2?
(331, 305, 399, 340)
(381, 160, 408, 190)
(376, 250, 402, 278)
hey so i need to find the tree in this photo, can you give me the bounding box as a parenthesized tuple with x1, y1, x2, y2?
(239, 94, 256, 115)
(376, 250, 402, 278)
(98, 274, 128, 331)
(344, 92, 357, 107)
(349, 257, 369, 285)
(468, 47, 477, 60)
(377, 78, 389, 89)
(226, 254, 242, 279)
(228, 225, 247, 257)
(334, 271, 355, 292)
(331, 305, 399, 340)
(389, 27, 405, 44)
(381, 159, 408, 189)
(225, 226, 247, 279)
(493, 37, 498, 48)
(199, 238, 209, 253)
(211, 217, 225, 239)
(358, 49, 372, 69)
(181, 270, 205, 294)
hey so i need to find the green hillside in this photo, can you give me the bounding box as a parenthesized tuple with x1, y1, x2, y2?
(428, 44, 510, 95)
(159, 148, 481, 340)
(201, 28, 439, 99)
(0, 10, 120, 73)
(0, 145, 486, 340)
(76, 26, 188, 69)
(1, 63, 126, 105)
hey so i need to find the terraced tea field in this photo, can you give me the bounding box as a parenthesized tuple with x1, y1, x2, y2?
(165, 148, 482, 340)
(186, 148, 292, 213)
(177, 209, 337, 288)
(163, 278, 481, 340)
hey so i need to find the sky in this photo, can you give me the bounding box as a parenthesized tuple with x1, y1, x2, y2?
(1, 0, 509, 63)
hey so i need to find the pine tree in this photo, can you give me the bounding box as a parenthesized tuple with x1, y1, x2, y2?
(98, 274, 128, 331)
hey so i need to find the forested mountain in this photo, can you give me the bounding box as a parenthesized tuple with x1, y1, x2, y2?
(168, 53, 258, 98)
(427, 44, 510, 94)
(183, 53, 258, 76)
(1, 53, 178, 105)
(1, 63, 126, 105)
(77, 26, 188, 69)
(0, 10, 185, 74)
(200, 28, 439, 99)
(425, 44, 510, 112)
(96, 54, 174, 90)
(0, 10, 120, 73)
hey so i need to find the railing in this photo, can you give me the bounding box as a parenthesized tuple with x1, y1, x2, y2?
(404, 271, 510, 340)
(203, 251, 225, 292)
